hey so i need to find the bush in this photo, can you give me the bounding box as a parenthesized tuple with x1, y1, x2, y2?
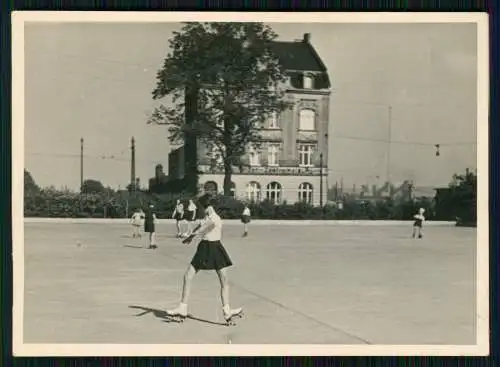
(24, 188, 440, 221)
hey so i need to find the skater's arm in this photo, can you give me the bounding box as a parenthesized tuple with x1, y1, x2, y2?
(190, 219, 215, 238)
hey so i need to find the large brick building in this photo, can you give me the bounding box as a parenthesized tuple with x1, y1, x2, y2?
(168, 33, 331, 206)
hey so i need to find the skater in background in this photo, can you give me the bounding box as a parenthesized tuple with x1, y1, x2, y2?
(412, 207, 426, 239)
(185, 199, 198, 237)
(172, 199, 185, 238)
(130, 208, 145, 238)
(241, 204, 251, 237)
(166, 193, 242, 323)
(144, 204, 159, 249)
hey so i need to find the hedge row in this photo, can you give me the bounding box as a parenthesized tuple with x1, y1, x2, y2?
(24, 189, 440, 221)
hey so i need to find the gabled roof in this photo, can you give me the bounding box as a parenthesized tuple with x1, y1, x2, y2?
(269, 36, 328, 73)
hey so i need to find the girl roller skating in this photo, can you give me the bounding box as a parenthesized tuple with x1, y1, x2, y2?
(412, 207, 426, 239)
(241, 204, 251, 237)
(165, 194, 243, 325)
(185, 199, 198, 237)
(130, 208, 145, 238)
(172, 199, 185, 238)
(144, 204, 159, 249)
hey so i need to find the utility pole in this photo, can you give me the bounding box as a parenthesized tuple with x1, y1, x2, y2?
(130, 137, 136, 194)
(80, 138, 84, 193)
(320, 152, 324, 207)
(386, 105, 392, 186)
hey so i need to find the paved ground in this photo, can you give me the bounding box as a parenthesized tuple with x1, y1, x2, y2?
(23, 222, 477, 345)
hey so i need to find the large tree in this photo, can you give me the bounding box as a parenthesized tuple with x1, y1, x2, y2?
(24, 169, 40, 196)
(149, 22, 290, 196)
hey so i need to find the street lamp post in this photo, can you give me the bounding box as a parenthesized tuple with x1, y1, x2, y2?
(320, 152, 324, 207)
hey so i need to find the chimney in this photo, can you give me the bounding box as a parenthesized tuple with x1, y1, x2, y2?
(303, 33, 311, 43)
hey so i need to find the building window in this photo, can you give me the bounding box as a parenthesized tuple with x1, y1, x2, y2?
(298, 182, 313, 204)
(230, 182, 236, 197)
(299, 109, 315, 131)
(246, 181, 261, 202)
(266, 182, 282, 204)
(303, 75, 313, 89)
(268, 144, 280, 166)
(298, 144, 315, 167)
(204, 181, 218, 194)
(210, 145, 224, 167)
(268, 112, 279, 129)
(248, 145, 260, 166)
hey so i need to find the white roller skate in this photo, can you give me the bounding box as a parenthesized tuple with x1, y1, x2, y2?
(223, 305, 244, 326)
(165, 303, 188, 322)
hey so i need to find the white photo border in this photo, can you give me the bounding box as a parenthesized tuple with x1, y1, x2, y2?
(11, 11, 490, 356)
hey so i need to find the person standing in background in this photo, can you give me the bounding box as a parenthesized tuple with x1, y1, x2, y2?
(241, 204, 251, 237)
(172, 199, 185, 238)
(185, 199, 198, 237)
(144, 204, 159, 249)
(130, 208, 145, 238)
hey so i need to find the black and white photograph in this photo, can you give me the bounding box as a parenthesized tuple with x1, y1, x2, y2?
(12, 12, 489, 356)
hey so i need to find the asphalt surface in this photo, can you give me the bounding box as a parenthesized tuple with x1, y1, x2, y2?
(23, 222, 477, 345)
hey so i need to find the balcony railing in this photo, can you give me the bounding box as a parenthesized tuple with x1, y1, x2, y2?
(198, 164, 322, 176)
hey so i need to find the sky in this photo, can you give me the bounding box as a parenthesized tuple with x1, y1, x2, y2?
(24, 21, 478, 191)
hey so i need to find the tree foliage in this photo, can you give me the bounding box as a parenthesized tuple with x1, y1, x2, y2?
(81, 179, 106, 194)
(449, 169, 477, 226)
(24, 169, 40, 195)
(149, 22, 291, 195)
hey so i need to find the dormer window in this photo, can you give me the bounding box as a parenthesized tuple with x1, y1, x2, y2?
(268, 112, 279, 129)
(303, 74, 313, 89)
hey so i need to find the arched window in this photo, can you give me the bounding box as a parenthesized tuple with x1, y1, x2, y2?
(298, 182, 314, 204)
(246, 181, 261, 202)
(204, 181, 218, 194)
(299, 109, 315, 131)
(266, 182, 282, 204)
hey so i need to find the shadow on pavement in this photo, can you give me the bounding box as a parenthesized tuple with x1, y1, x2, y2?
(129, 305, 232, 326)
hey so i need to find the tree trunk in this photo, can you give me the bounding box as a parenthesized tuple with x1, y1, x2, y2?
(184, 85, 199, 196)
(223, 160, 233, 197)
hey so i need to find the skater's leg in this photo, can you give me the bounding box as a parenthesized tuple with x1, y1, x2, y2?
(216, 267, 242, 321)
(176, 220, 180, 236)
(412, 226, 417, 238)
(166, 265, 196, 317)
(180, 265, 197, 304)
(216, 267, 230, 307)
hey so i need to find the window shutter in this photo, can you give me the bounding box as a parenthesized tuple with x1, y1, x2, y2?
(312, 149, 322, 167)
(260, 145, 269, 166)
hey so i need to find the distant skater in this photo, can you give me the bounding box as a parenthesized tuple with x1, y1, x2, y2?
(166, 194, 243, 324)
(185, 199, 198, 237)
(130, 208, 145, 238)
(172, 199, 185, 238)
(412, 208, 426, 239)
(144, 204, 159, 249)
(241, 204, 251, 237)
